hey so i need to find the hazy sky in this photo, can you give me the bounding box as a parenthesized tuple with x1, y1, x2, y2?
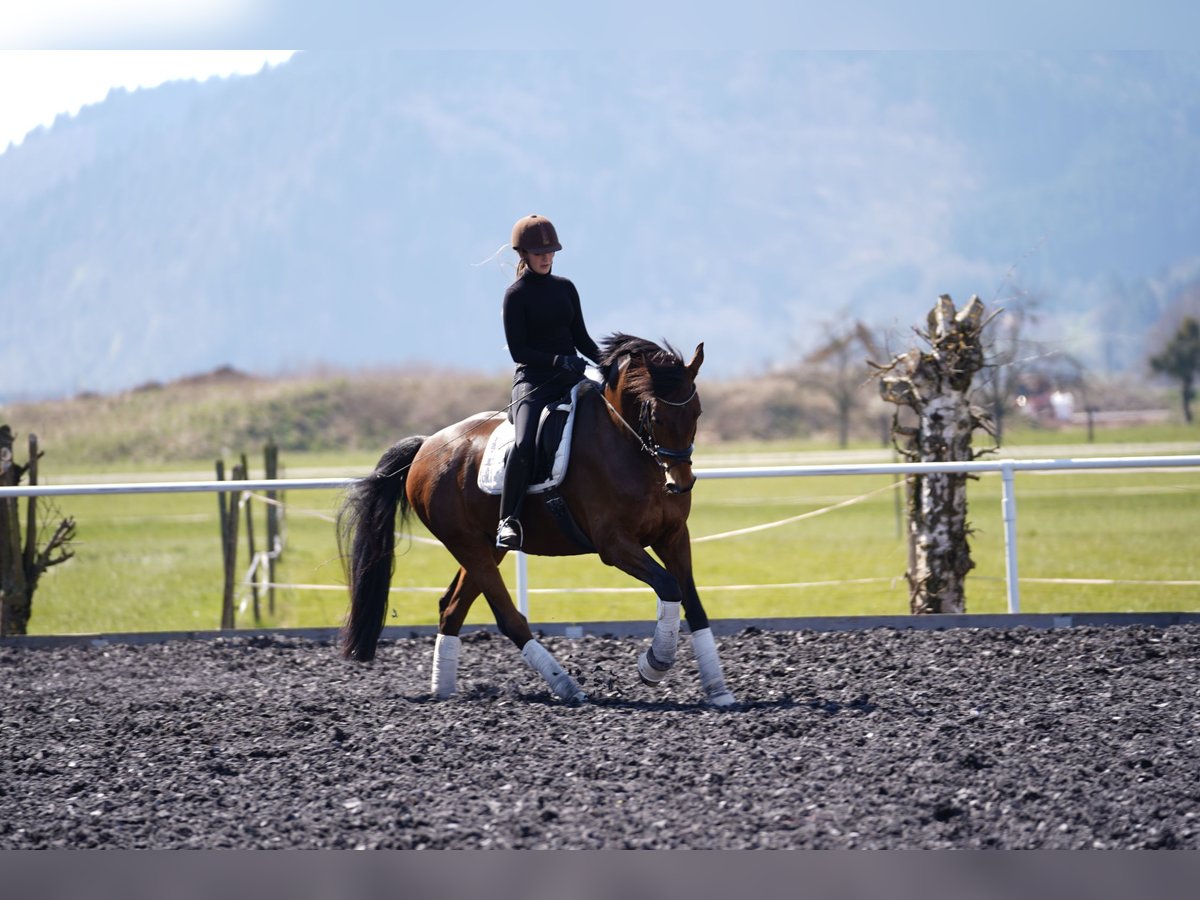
(5, 0, 1197, 51)
(2, 0, 1194, 152)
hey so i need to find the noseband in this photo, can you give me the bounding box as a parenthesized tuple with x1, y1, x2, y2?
(637, 390, 697, 465)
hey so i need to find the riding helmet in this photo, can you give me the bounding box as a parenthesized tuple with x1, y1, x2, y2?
(511, 214, 562, 255)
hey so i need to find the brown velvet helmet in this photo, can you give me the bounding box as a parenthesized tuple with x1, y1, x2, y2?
(511, 214, 562, 255)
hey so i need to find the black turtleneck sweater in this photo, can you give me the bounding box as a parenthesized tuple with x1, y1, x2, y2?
(502, 271, 601, 377)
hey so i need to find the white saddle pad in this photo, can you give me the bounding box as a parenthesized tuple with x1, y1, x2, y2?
(477, 381, 588, 496)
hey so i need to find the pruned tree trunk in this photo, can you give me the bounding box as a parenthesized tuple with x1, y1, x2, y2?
(874, 295, 990, 614)
(0, 426, 76, 636)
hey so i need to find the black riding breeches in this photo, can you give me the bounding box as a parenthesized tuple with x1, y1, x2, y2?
(498, 375, 576, 521)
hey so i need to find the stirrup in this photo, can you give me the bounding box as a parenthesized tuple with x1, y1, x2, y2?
(496, 517, 523, 550)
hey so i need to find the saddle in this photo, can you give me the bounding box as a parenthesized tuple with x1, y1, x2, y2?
(477, 380, 591, 496)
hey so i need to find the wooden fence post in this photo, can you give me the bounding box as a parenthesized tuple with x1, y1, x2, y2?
(240, 452, 260, 624)
(23, 435, 38, 579)
(264, 441, 279, 615)
(227, 463, 243, 629)
(216, 460, 237, 630)
(216, 460, 228, 629)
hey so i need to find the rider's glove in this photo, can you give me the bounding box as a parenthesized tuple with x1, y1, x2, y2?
(554, 355, 587, 375)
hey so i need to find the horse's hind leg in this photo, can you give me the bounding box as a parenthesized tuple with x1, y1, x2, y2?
(430, 568, 480, 699)
(454, 546, 587, 703)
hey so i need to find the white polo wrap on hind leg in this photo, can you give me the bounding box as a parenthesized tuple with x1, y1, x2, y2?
(522, 639, 587, 702)
(691, 627, 736, 707)
(638, 599, 681, 685)
(430, 633, 461, 699)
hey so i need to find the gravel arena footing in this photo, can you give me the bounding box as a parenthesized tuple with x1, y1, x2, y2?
(2, 624, 1198, 849)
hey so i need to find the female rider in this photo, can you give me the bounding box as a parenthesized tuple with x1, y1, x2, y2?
(496, 214, 601, 549)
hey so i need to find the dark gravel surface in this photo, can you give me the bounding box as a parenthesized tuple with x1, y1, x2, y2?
(1, 624, 1198, 849)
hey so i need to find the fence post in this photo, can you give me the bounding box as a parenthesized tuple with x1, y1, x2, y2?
(216, 461, 232, 628)
(226, 463, 243, 628)
(1001, 462, 1021, 614)
(240, 452, 260, 624)
(264, 441, 279, 615)
(216, 460, 242, 630)
(23, 434, 37, 577)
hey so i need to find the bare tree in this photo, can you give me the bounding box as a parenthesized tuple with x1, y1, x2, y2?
(1150, 316, 1200, 424)
(802, 320, 882, 448)
(973, 297, 1043, 446)
(1, 426, 76, 636)
(873, 296, 992, 614)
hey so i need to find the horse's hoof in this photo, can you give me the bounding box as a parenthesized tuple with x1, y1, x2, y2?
(550, 675, 587, 704)
(637, 650, 670, 686)
(706, 690, 737, 708)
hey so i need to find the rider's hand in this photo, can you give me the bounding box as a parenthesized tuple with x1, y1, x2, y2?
(554, 355, 587, 375)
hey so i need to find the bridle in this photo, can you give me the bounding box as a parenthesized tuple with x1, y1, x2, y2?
(637, 389, 697, 464)
(601, 382, 698, 472)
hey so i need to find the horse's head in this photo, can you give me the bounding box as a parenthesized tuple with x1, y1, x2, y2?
(600, 334, 704, 494)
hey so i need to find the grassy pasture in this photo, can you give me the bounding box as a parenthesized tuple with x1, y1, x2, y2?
(24, 443, 1199, 635)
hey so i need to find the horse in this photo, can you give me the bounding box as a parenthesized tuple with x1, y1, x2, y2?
(338, 333, 736, 707)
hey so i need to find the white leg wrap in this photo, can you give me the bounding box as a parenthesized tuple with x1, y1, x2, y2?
(691, 628, 736, 707)
(637, 600, 681, 686)
(651, 600, 682, 666)
(522, 639, 587, 702)
(430, 634, 461, 699)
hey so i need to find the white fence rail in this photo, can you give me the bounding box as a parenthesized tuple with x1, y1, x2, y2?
(695, 455, 1200, 615)
(3, 455, 1198, 618)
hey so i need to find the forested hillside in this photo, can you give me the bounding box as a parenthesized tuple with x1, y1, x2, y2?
(3, 52, 1199, 402)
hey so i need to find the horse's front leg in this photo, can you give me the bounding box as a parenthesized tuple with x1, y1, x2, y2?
(597, 538, 686, 687)
(653, 530, 736, 708)
(640, 597, 682, 687)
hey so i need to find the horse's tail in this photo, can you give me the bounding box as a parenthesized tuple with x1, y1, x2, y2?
(338, 435, 427, 661)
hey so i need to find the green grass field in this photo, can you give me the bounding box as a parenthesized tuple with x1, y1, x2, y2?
(22, 432, 1200, 635)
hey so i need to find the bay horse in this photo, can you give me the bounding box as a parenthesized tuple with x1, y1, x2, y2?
(338, 333, 735, 707)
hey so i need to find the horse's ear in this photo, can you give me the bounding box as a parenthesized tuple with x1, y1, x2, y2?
(687, 342, 704, 378)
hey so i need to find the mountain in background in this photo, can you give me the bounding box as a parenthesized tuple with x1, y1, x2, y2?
(2, 51, 1199, 401)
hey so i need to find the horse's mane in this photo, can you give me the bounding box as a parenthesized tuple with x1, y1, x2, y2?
(597, 333, 689, 400)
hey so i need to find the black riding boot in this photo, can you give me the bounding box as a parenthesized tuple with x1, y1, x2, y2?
(496, 446, 532, 549)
